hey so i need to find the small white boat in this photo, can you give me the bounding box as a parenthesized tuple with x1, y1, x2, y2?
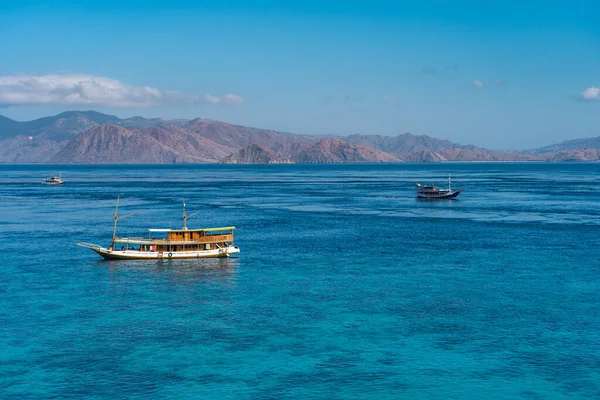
(415, 175, 465, 199)
(42, 173, 65, 185)
(78, 197, 240, 260)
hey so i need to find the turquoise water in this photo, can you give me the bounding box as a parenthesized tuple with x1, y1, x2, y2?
(1, 163, 599, 399)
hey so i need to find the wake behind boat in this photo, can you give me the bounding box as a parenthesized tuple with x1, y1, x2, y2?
(78, 197, 240, 260)
(415, 175, 465, 199)
(42, 173, 65, 185)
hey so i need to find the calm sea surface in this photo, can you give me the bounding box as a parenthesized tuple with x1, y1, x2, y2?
(1, 163, 599, 399)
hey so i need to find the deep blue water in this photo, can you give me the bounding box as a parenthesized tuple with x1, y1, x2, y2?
(1, 163, 599, 399)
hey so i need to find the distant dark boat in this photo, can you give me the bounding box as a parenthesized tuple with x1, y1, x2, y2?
(415, 175, 465, 199)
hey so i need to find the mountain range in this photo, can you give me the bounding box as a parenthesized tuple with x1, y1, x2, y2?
(0, 111, 598, 163)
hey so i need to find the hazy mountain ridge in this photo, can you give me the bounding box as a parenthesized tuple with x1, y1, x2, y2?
(1, 111, 599, 163)
(0, 110, 183, 140)
(0, 111, 200, 162)
(344, 133, 460, 154)
(0, 135, 66, 163)
(344, 133, 534, 161)
(219, 144, 293, 164)
(544, 148, 600, 162)
(525, 137, 600, 156)
(297, 139, 400, 163)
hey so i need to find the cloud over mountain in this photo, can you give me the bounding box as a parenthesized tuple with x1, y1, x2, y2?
(0, 74, 244, 107)
(203, 93, 245, 105)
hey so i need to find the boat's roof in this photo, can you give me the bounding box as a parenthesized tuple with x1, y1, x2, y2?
(148, 226, 235, 233)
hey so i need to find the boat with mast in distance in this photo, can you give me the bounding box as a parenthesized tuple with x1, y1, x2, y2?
(415, 175, 465, 199)
(77, 197, 240, 260)
(42, 173, 65, 185)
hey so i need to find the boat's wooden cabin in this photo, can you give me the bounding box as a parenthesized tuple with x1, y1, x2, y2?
(110, 227, 235, 253)
(166, 227, 234, 243)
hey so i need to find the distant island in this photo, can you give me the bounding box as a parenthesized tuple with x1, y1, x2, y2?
(1, 110, 599, 163)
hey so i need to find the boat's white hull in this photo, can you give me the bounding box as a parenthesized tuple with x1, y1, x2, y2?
(416, 189, 464, 199)
(78, 243, 240, 260)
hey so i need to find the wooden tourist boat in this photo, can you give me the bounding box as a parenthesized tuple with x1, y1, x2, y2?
(415, 175, 465, 199)
(78, 197, 240, 260)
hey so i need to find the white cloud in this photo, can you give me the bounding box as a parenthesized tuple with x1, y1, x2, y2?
(0, 74, 244, 107)
(203, 93, 222, 104)
(203, 93, 245, 105)
(223, 94, 245, 105)
(581, 87, 600, 101)
(473, 80, 484, 88)
(382, 96, 399, 103)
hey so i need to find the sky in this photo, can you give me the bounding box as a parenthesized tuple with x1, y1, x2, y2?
(0, 0, 599, 149)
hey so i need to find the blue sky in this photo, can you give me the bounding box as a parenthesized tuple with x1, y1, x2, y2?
(0, 0, 598, 148)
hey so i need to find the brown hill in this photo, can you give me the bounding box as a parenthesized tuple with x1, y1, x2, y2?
(183, 119, 315, 159)
(49, 120, 316, 164)
(52, 125, 183, 163)
(401, 149, 446, 162)
(141, 125, 233, 162)
(219, 144, 293, 164)
(344, 133, 460, 155)
(297, 139, 400, 163)
(544, 148, 600, 162)
(439, 148, 533, 162)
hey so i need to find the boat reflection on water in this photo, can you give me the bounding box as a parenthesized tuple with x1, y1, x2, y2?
(102, 256, 240, 284)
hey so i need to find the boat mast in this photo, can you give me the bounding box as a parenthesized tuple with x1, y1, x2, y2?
(112, 195, 137, 240)
(448, 174, 452, 191)
(182, 199, 187, 230)
(113, 195, 120, 240)
(182, 198, 200, 230)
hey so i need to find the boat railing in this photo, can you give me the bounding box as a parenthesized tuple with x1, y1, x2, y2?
(77, 242, 102, 250)
(114, 233, 233, 245)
